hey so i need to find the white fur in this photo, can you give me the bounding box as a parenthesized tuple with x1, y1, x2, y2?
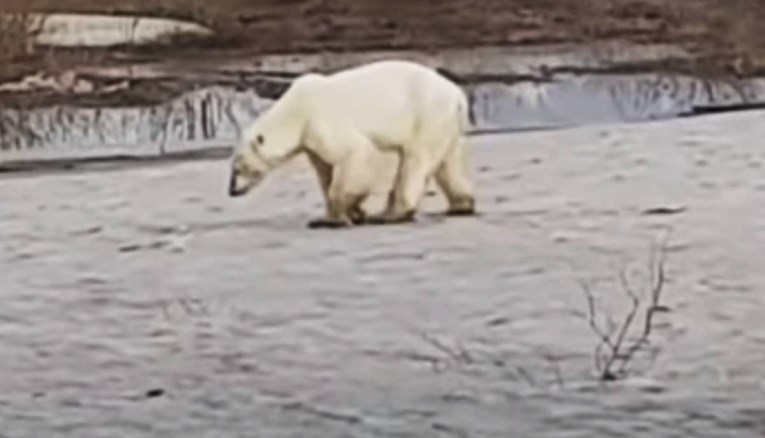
(229, 60, 476, 226)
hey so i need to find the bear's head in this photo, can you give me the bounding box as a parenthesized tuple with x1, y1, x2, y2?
(228, 133, 269, 197)
(228, 112, 307, 197)
(228, 76, 316, 197)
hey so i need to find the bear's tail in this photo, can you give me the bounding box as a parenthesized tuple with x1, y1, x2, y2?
(457, 93, 473, 134)
(435, 67, 475, 130)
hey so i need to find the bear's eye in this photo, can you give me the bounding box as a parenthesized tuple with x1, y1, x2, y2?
(256, 134, 264, 145)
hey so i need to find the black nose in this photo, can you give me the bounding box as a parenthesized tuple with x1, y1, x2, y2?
(228, 173, 242, 197)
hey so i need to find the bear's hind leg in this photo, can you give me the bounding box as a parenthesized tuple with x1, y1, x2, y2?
(435, 137, 476, 216)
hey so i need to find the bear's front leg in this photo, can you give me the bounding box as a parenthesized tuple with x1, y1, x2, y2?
(348, 204, 367, 225)
(306, 158, 369, 229)
(306, 196, 354, 229)
(307, 217, 352, 229)
(306, 190, 367, 228)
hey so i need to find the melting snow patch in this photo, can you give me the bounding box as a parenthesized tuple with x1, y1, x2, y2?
(25, 13, 213, 48)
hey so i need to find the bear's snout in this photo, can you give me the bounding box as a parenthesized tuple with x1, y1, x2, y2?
(228, 170, 262, 197)
(228, 172, 247, 197)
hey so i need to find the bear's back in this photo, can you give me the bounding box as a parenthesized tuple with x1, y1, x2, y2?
(316, 60, 464, 115)
(287, 60, 469, 148)
(329, 60, 456, 92)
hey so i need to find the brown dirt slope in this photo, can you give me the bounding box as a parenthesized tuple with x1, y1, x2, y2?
(2, 0, 765, 81)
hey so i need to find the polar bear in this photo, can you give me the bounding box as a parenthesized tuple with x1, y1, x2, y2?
(227, 59, 476, 228)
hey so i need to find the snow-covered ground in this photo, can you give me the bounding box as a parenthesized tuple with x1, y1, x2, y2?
(1, 109, 764, 437)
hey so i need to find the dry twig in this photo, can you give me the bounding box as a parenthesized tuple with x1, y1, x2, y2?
(420, 333, 474, 365)
(581, 233, 672, 381)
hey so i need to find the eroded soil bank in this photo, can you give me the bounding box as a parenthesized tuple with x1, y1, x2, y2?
(4, 0, 765, 80)
(3, 1, 765, 167)
(3, 0, 765, 117)
(3, 61, 765, 170)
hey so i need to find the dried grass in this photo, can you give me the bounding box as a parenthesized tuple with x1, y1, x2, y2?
(0, 11, 37, 78)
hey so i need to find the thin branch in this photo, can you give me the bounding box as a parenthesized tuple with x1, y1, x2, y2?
(420, 333, 474, 365)
(580, 279, 614, 375)
(579, 233, 671, 381)
(612, 268, 641, 353)
(580, 280, 616, 350)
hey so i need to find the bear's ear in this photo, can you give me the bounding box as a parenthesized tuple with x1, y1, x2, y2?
(249, 134, 264, 152)
(249, 134, 263, 153)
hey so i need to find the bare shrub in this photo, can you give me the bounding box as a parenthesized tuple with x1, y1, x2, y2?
(580, 233, 672, 381)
